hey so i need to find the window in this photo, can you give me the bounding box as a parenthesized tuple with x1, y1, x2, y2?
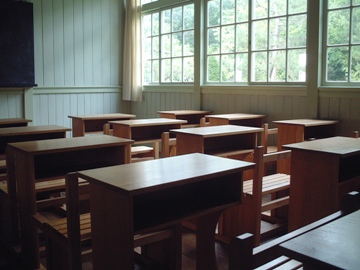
(142, 0, 157, 4)
(325, 0, 360, 84)
(206, 0, 307, 84)
(142, 3, 195, 84)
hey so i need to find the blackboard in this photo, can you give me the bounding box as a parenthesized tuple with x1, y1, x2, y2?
(0, 1, 36, 88)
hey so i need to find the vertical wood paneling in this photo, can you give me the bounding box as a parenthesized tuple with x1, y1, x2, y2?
(92, 1, 102, 85)
(110, 0, 121, 85)
(74, 0, 84, 85)
(42, 0, 55, 86)
(53, 0, 65, 86)
(64, 0, 75, 86)
(83, 0, 93, 85)
(101, 0, 111, 85)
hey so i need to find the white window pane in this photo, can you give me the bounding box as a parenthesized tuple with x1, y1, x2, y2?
(208, 28, 221, 54)
(328, 9, 350, 45)
(184, 4, 194, 30)
(252, 20, 268, 50)
(161, 34, 171, 58)
(288, 0, 307, 14)
(327, 47, 349, 81)
(161, 59, 171, 82)
(143, 15, 152, 37)
(270, 17, 286, 49)
(207, 55, 221, 82)
(184, 31, 194, 56)
(287, 49, 306, 82)
(351, 45, 360, 82)
(352, 7, 360, 43)
(208, 0, 221, 27)
(236, 23, 248, 52)
(236, 0, 248, 22)
(152, 37, 159, 59)
(162, 10, 171, 34)
(269, 50, 286, 82)
(143, 60, 151, 83)
(221, 25, 235, 53)
(183, 57, 194, 82)
(354, 0, 360, 5)
(152, 13, 159, 35)
(222, 0, 236, 25)
(235, 53, 248, 82)
(270, 0, 286, 17)
(328, 0, 350, 9)
(251, 52, 267, 82)
(252, 0, 268, 19)
(221, 54, 235, 82)
(172, 7, 183, 32)
(172, 58, 182, 82)
(152, 60, 159, 82)
(172, 32, 183, 57)
(143, 37, 152, 60)
(288, 14, 307, 48)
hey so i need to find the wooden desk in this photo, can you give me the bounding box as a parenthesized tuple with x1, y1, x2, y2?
(158, 110, 212, 127)
(171, 125, 263, 157)
(77, 153, 254, 270)
(0, 125, 70, 159)
(0, 118, 32, 128)
(280, 209, 360, 269)
(283, 136, 360, 231)
(205, 113, 266, 127)
(274, 119, 338, 173)
(110, 118, 187, 160)
(6, 135, 134, 269)
(68, 113, 135, 137)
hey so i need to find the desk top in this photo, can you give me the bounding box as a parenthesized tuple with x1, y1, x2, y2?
(78, 153, 254, 195)
(0, 118, 32, 126)
(0, 125, 71, 137)
(157, 110, 212, 116)
(7, 135, 134, 154)
(109, 118, 187, 127)
(280, 210, 360, 270)
(273, 119, 338, 126)
(205, 113, 266, 120)
(283, 136, 360, 157)
(171, 125, 263, 138)
(68, 113, 135, 120)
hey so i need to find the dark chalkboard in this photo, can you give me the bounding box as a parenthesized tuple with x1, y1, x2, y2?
(0, 1, 36, 88)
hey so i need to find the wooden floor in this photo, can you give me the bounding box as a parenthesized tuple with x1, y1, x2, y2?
(0, 227, 230, 270)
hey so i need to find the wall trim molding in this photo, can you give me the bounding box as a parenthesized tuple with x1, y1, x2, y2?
(33, 86, 122, 95)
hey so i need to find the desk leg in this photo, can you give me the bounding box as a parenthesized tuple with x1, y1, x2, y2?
(196, 210, 223, 270)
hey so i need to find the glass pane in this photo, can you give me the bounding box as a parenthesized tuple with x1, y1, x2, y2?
(236, 23, 248, 52)
(269, 50, 286, 82)
(184, 31, 194, 56)
(287, 49, 306, 82)
(352, 7, 360, 43)
(235, 53, 248, 82)
(354, 0, 360, 5)
(152, 60, 159, 82)
(350, 45, 360, 82)
(152, 37, 159, 59)
(252, 0, 268, 19)
(270, 17, 286, 49)
(251, 52, 267, 82)
(221, 54, 235, 82)
(152, 13, 159, 35)
(161, 34, 171, 58)
(221, 25, 235, 53)
(236, 0, 248, 22)
(162, 9, 171, 34)
(288, 14, 307, 48)
(143, 15, 152, 37)
(208, 27, 221, 54)
(143, 37, 152, 60)
(328, 9, 350, 45)
(252, 20, 268, 50)
(222, 0, 236, 25)
(270, 0, 286, 17)
(172, 7, 183, 32)
(328, 0, 350, 9)
(288, 0, 307, 14)
(183, 57, 194, 82)
(172, 58, 182, 82)
(184, 4, 194, 30)
(208, 0, 221, 27)
(172, 32, 183, 57)
(143, 60, 151, 83)
(207, 55, 221, 82)
(327, 47, 349, 81)
(161, 59, 171, 82)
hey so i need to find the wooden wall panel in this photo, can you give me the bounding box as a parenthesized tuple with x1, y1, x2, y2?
(0, 92, 23, 119)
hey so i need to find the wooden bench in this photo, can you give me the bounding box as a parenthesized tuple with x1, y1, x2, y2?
(33, 172, 182, 270)
(261, 123, 278, 154)
(103, 123, 154, 162)
(228, 191, 360, 270)
(218, 146, 291, 246)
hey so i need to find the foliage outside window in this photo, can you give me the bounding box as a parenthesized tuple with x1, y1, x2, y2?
(142, 3, 195, 84)
(206, 0, 307, 84)
(325, 0, 360, 83)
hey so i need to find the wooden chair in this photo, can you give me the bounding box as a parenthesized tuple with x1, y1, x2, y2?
(261, 123, 278, 154)
(218, 146, 291, 246)
(228, 191, 360, 270)
(352, 130, 359, 138)
(33, 172, 182, 270)
(103, 123, 154, 162)
(161, 132, 177, 158)
(199, 117, 209, 127)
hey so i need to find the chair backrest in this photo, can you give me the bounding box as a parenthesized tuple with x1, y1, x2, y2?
(261, 123, 278, 153)
(352, 131, 359, 138)
(161, 132, 176, 158)
(103, 123, 113, 135)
